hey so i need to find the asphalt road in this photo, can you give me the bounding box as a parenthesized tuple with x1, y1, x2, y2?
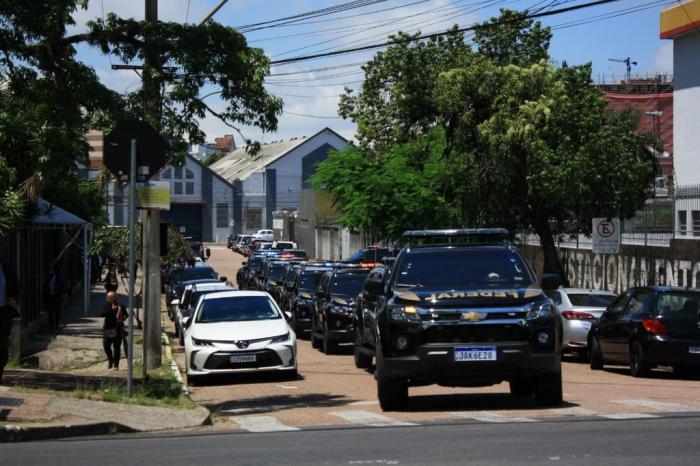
(3, 415, 700, 465)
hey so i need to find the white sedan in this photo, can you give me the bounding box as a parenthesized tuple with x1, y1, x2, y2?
(183, 291, 297, 384)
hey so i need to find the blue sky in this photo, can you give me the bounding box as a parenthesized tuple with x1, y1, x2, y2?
(72, 0, 674, 144)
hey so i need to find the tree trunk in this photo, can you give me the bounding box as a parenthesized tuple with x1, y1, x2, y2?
(532, 219, 569, 286)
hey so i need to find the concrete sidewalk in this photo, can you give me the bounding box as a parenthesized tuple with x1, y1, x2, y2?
(1, 280, 209, 442)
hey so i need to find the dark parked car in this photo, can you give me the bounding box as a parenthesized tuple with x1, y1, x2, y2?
(167, 265, 218, 312)
(260, 259, 289, 302)
(287, 266, 333, 335)
(353, 228, 563, 411)
(589, 286, 700, 377)
(311, 267, 371, 354)
(344, 247, 393, 267)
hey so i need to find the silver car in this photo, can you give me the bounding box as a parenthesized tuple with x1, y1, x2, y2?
(550, 288, 617, 355)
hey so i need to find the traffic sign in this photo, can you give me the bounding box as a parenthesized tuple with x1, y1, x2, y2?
(103, 120, 167, 180)
(592, 218, 620, 254)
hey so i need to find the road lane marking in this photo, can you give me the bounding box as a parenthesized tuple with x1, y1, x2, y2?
(232, 415, 300, 432)
(548, 407, 598, 416)
(450, 411, 537, 423)
(600, 413, 659, 420)
(329, 410, 415, 427)
(614, 399, 700, 413)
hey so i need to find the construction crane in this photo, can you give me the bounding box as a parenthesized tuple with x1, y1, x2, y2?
(609, 57, 638, 83)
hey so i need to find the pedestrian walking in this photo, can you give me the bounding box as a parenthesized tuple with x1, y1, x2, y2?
(104, 265, 119, 293)
(101, 291, 126, 370)
(0, 260, 20, 384)
(44, 265, 64, 331)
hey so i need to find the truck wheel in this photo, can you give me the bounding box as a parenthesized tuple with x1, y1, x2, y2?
(629, 341, 651, 377)
(509, 377, 534, 397)
(322, 323, 337, 355)
(354, 347, 372, 369)
(589, 337, 604, 370)
(311, 333, 321, 350)
(534, 371, 563, 407)
(377, 376, 408, 411)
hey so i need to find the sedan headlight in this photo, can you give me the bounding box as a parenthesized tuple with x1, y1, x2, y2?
(388, 305, 420, 322)
(191, 337, 213, 347)
(270, 332, 290, 343)
(526, 301, 554, 320)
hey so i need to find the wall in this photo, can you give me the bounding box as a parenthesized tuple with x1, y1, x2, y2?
(521, 239, 700, 294)
(674, 34, 700, 186)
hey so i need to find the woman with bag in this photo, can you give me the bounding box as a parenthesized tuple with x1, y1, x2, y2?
(102, 291, 126, 370)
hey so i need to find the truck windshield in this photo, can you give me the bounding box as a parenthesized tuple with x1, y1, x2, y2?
(396, 249, 533, 290)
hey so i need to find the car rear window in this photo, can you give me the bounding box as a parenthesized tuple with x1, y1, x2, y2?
(568, 294, 617, 307)
(655, 292, 700, 316)
(176, 267, 217, 282)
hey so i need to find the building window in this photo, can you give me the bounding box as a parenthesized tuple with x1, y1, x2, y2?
(245, 207, 262, 230)
(174, 166, 183, 179)
(162, 168, 172, 179)
(216, 203, 228, 228)
(174, 182, 182, 195)
(185, 182, 194, 195)
(693, 211, 700, 237)
(186, 168, 194, 179)
(679, 210, 687, 236)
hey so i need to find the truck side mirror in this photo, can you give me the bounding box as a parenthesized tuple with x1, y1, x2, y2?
(364, 279, 384, 295)
(541, 273, 562, 292)
(205, 248, 211, 258)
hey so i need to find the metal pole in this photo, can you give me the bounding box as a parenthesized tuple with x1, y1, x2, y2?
(198, 0, 229, 26)
(127, 138, 137, 397)
(83, 225, 89, 317)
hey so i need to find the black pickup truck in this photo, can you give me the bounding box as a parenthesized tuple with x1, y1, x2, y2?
(353, 228, 563, 411)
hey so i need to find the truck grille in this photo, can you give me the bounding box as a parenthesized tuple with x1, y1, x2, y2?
(422, 324, 526, 344)
(203, 350, 283, 370)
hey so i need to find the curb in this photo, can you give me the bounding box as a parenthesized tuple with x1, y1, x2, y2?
(162, 332, 189, 396)
(0, 422, 136, 443)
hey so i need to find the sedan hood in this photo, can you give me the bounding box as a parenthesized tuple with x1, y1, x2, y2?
(393, 286, 546, 308)
(192, 319, 289, 341)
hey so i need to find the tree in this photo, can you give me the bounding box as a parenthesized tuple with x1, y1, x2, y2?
(0, 1, 282, 233)
(318, 10, 655, 280)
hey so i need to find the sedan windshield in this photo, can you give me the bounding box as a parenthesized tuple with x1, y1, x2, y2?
(396, 249, 533, 290)
(197, 296, 281, 323)
(299, 272, 324, 291)
(569, 294, 617, 307)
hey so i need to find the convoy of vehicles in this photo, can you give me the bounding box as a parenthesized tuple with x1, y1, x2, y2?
(169, 229, 700, 412)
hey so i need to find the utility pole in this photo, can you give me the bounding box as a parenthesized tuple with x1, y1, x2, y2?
(142, 0, 162, 373)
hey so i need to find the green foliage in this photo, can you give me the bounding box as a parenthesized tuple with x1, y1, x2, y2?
(203, 151, 226, 166)
(319, 10, 655, 278)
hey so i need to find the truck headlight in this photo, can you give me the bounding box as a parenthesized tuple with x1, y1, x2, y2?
(527, 302, 554, 320)
(388, 305, 420, 322)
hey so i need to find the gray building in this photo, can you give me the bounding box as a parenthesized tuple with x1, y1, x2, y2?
(210, 127, 348, 235)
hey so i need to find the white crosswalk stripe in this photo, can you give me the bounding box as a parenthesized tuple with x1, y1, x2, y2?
(600, 413, 660, 420)
(451, 411, 537, 423)
(329, 410, 416, 427)
(614, 399, 700, 413)
(232, 415, 300, 432)
(549, 407, 598, 417)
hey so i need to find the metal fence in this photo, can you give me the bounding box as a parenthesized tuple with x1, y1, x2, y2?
(519, 184, 700, 249)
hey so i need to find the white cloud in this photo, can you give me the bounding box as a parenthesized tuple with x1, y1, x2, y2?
(645, 42, 673, 75)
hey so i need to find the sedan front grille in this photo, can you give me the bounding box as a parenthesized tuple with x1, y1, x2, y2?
(203, 350, 283, 370)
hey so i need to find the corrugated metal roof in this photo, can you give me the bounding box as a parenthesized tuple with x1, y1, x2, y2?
(210, 138, 307, 182)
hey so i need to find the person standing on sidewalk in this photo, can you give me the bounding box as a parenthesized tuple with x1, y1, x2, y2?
(104, 265, 119, 293)
(44, 265, 64, 331)
(0, 260, 20, 384)
(101, 291, 126, 370)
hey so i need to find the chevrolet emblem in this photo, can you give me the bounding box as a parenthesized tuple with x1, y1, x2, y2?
(462, 312, 487, 321)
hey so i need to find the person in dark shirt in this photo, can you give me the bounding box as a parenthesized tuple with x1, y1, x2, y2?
(101, 291, 127, 370)
(1, 260, 20, 384)
(44, 265, 65, 331)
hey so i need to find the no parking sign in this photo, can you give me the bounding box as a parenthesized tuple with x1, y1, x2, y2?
(592, 218, 620, 254)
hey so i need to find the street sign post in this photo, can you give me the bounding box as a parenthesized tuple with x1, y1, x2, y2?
(592, 218, 621, 254)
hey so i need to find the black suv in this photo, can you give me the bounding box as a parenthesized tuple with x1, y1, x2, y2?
(311, 267, 371, 354)
(355, 229, 563, 411)
(260, 259, 289, 302)
(288, 266, 334, 335)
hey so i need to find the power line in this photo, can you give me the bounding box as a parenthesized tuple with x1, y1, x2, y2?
(284, 111, 344, 119)
(269, 0, 625, 65)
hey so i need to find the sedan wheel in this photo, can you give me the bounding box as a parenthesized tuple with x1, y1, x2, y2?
(629, 341, 651, 377)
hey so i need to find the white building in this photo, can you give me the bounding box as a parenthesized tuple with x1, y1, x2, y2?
(661, 0, 700, 235)
(210, 128, 348, 234)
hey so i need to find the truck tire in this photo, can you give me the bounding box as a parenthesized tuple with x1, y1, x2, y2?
(377, 376, 408, 411)
(509, 377, 534, 397)
(589, 337, 604, 370)
(534, 371, 563, 407)
(354, 347, 372, 369)
(311, 333, 321, 350)
(322, 322, 337, 355)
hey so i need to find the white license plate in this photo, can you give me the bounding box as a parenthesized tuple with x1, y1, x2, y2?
(689, 345, 700, 354)
(230, 353, 257, 363)
(454, 347, 497, 362)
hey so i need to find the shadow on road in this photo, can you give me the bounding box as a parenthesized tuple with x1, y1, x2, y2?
(193, 370, 305, 387)
(209, 393, 358, 416)
(601, 366, 700, 381)
(404, 392, 581, 413)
